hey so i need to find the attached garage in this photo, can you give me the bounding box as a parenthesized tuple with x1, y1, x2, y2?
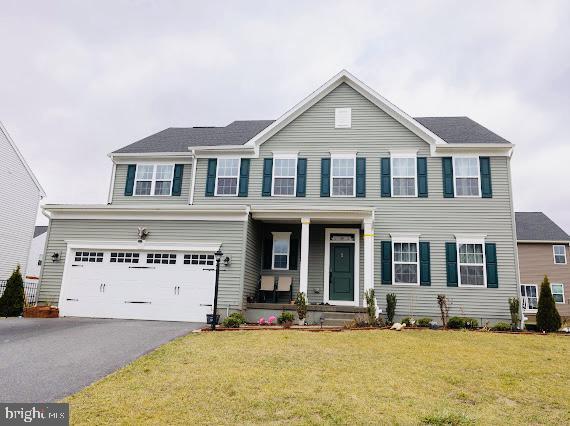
(58, 242, 220, 322)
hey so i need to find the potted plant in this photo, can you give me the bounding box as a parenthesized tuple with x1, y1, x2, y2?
(295, 292, 307, 325)
(278, 311, 295, 328)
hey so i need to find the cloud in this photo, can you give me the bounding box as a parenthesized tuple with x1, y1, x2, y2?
(0, 0, 569, 230)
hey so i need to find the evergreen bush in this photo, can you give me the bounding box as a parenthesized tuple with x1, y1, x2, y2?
(386, 293, 397, 325)
(416, 318, 432, 327)
(536, 275, 561, 332)
(364, 289, 377, 325)
(0, 266, 25, 317)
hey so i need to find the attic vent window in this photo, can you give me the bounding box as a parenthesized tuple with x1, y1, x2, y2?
(335, 108, 351, 128)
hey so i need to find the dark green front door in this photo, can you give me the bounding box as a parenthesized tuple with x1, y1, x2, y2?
(330, 244, 354, 301)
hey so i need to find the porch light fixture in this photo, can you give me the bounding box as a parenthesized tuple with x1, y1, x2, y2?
(51, 252, 60, 263)
(211, 249, 224, 330)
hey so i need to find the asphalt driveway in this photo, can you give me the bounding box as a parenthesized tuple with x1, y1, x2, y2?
(0, 317, 202, 402)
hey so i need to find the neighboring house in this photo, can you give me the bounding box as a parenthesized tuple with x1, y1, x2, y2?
(516, 212, 570, 324)
(0, 122, 45, 281)
(38, 70, 518, 324)
(25, 226, 48, 281)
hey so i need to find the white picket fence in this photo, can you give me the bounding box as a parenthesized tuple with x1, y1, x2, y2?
(0, 280, 38, 304)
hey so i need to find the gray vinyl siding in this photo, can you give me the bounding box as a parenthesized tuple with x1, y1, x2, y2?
(111, 163, 192, 204)
(38, 219, 246, 309)
(0, 127, 42, 280)
(191, 82, 517, 321)
(242, 217, 262, 304)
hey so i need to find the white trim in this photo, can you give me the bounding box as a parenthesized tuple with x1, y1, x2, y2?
(271, 154, 298, 197)
(454, 234, 487, 242)
(391, 155, 418, 198)
(64, 240, 221, 252)
(214, 157, 241, 197)
(324, 228, 360, 307)
(456, 237, 487, 287)
(42, 204, 250, 222)
(271, 232, 291, 270)
(363, 220, 375, 308)
(107, 163, 116, 204)
(391, 235, 420, 286)
(330, 154, 356, 198)
(553, 244, 567, 265)
(517, 240, 570, 244)
(251, 205, 374, 223)
(551, 283, 566, 304)
(0, 121, 46, 197)
(189, 152, 197, 205)
(520, 283, 538, 313)
(133, 164, 175, 197)
(299, 218, 310, 296)
(453, 156, 481, 198)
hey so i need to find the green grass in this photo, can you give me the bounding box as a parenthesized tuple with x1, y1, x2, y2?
(65, 330, 570, 425)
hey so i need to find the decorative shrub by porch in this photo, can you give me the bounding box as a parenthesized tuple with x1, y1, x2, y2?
(536, 275, 562, 332)
(0, 266, 25, 317)
(491, 322, 512, 332)
(508, 297, 520, 328)
(386, 293, 397, 325)
(295, 292, 307, 321)
(277, 311, 295, 326)
(401, 317, 413, 326)
(447, 317, 479, 330)
(416, 318, 432, 327)
(222, 312, 246, 328)
(364, 289, 377, 325)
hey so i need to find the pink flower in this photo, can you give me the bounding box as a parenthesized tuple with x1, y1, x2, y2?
(258, 317, 265, 325)
(268, 315, 277, 325)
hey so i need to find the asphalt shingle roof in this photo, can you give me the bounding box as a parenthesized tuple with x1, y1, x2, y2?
(515, 212, 570, 242)
(113, 116, 510, 154)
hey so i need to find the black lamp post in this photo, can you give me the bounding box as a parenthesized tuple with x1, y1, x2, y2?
(211, 248, 223, 330)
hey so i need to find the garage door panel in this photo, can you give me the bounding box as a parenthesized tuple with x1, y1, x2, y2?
(59, 249, 216, 322)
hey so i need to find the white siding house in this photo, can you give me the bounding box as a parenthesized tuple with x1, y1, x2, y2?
(0, 122, 45, 280)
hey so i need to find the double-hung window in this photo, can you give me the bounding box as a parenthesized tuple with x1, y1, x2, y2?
(392, 156, 417, 197)
(453, 157, 480, 197)
(215, 158, 240, 196)
(272, 156, 297, 196)
(457, 240, 486, 286)
(553, 245, 567, 264)
(331, 155, 355, 197)
(134, 164, 174, 196)
(520, 284, 538, 311)
(551, 283, 565, 304)
(272, 232, 291, 270)
(393, 239, 419, 285)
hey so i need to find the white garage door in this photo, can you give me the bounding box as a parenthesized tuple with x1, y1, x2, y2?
(59, 249, 216, 322)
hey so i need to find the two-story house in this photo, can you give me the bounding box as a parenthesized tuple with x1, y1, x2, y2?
(38, 70, 519, 324)
(516, 212, 569, 325)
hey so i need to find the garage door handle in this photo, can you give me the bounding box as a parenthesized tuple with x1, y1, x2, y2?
(129, 266, 156, 269)
(203, 268, 215, 271)
(66, 298, 79, 302)
(200, 304, 212, 307)
(124, 301, 152, 304)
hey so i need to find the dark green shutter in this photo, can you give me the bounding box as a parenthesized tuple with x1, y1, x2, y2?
(238, 158, 250, 197)
(289, 238, 299, 270)
(263, 236, 273, 269)
(381, 241, 392, 284)
(124, 164, 136, 196)
(485, 243, 498, 288)
(296, 158, 307, 197)
(417, 157, 428, 197)
(442, 157, 454, 198)
(381, 158, 391, 197)
(419, 242, 431, 286)
(445, 242, 458, 286)
(172, 164, 184, 196)
(262, 158, 273, 196)
(205, 159, 217, 196)
(321, 158, 331, 197)
(480, 157, 492, 198)
(356, 157, 366, 197)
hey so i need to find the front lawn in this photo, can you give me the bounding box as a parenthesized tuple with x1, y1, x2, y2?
(66, 330, 569, 425)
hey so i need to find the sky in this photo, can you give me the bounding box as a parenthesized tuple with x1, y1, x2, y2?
(1, 0, 569, 229)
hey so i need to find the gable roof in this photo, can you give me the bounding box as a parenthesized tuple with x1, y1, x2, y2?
(0, 122, 46, 197)
(415, 117, 510, 145)
(515, 212, 570, 242)
(113, 120, 274, 154)
(33, 225, 48, 238)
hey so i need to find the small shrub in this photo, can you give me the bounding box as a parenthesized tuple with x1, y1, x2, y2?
(277, 311, 295, 326)
(416, 318, 432, 327)
(491, 322, 512, 332)
(401, 317, 413, 326)
(463, 318, 479, 329)
(386, 293, 397, 325)
(0, 266, 25, 317)
(508, 297, 520, 327)
(295, 292, 307, 320)
(375, 316, 386, 327)
(437, 294, 450, 327)
(447, 316, 465, 329)
(364, 289, 377, 325)
(536, 275, 562, 332)
(222, 313, 246, 328)
(344, 314, 370, 329)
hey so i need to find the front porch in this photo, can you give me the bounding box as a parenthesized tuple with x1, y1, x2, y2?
(244, 205, 376, 315)
(244, 303, 368, 325)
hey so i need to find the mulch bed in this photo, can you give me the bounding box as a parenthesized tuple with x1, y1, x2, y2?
(23, 306, 59, 318)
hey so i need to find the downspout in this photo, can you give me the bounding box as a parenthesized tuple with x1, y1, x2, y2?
(507, 154, 524, 329)
(189, 150, 197, 205)
(36, 208, 53, 306)
(107, 161, 117, 204)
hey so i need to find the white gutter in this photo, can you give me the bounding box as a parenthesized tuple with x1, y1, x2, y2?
(189, 149, 198, 205)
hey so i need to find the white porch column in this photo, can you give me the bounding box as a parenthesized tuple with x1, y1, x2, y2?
(299, 217, 310, 298)
(363, 219, 376, 307)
